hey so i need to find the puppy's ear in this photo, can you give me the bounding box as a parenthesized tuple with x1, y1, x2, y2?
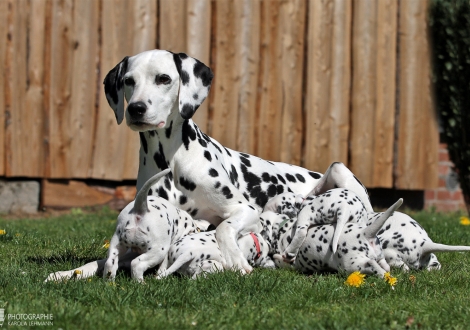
(103, 56, 129, 125)
(172, 52, 213, 119)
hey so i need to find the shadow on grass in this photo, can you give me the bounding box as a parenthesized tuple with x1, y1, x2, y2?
(26, 253, 102, 265)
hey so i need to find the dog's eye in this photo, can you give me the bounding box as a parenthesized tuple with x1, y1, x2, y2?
(124, 77, 135, 86)
(156, 74, 171, 85)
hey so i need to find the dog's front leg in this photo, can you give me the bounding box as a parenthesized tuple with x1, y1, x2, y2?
(45, 259, 107, 282)
(103, 236, 128, 281)
(216, 205, 259, 274)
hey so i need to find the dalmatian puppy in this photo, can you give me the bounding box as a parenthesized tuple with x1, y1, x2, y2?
(368, 212, 470, 271)
(157, 230, 272, 279)
(45, 169, 199, 282)
(103, 169, 203, 282)
(262, 192, 303, 218)
(273, 199, 403, 277)
(282, 188, 369, 259)
(100, 49, 374, 274)
(259, 210, 298, 258)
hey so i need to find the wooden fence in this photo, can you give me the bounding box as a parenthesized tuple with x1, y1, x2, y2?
(0, 0, 438, 189)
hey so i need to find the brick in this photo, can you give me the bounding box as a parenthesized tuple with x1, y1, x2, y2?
(439, 150, 449, 162)
(438, 178, 446, 188)
(437, 190, 451, 200)
(424, 190, 436, 200)
(438, 164, 449, 176)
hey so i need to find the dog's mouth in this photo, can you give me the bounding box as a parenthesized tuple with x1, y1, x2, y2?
(128, 120, 166, 132)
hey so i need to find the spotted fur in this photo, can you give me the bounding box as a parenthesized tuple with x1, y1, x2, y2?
(158, 231, 273, 279)
(369, 212, 470, 271)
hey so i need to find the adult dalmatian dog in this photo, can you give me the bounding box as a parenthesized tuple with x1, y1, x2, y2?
(104, 49, 378, 274)
(47, 49, 373, 279)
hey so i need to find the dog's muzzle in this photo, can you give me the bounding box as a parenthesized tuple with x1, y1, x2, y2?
(128, 101, 147, 121)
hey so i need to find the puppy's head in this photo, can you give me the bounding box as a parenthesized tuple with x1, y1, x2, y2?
(103, 50, 213, 131)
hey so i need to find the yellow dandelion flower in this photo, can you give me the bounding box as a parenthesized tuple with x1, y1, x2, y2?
(409, 275, 416, 285)
(384, 272, 397, 287)
(345, 271, 366, 287)
(460, 216, 470, 226)
(0, 229, 6, 235)
(74, 270, 82, 275)
(102, 239, 110, 249)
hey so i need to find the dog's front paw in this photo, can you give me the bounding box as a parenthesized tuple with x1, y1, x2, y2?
(282, 252, 296, 264)
(222, 250, 252, 274)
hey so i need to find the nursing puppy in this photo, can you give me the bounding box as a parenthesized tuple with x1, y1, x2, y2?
(104, 169, 200, 282)
(274, 199, 403, 277)
(157, 231, 272, 279)
(370, 212, 470, 271)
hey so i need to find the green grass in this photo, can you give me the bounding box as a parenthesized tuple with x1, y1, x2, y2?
(1, 209, 470, 329)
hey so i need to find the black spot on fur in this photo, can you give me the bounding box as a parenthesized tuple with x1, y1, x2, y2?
(153, 142, 168, 170)
(204, 150, 212, 161)
(179, 195, 187, 205)
(182, 120, 197, 149)
(285, 173, 296, 183)
(193, 60, 214, 87)
(165, 120, 173, 138)
(157, 187, 169, 200)
(181, 104, 195, 120)
(295, 173, 305, 183)
(222, 186, 233, 199)
(209, 168, 219, 177)
(308, 171, 321, 179)
(277, 174, 286, 184)
(180, 177, 196, 191)
(240, 156, 251, 167)
(139, 132, 148, 154)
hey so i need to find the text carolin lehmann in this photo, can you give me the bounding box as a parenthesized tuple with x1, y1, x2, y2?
(0, 310, 53, 327)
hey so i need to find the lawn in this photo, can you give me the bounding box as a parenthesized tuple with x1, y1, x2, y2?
(1, 208, 470, 329)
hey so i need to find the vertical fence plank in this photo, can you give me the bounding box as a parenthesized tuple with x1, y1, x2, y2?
(69, 0, 100, 178)
(4, 0, 46, 177)
(92, 0, 156, 180)
(234, 0, 260, 154)
(210, 0, 247, 149)
(159, 0, 187, 52)
(47, 0, 99, 178)
(47, 0, 73, 177)
(304, 0, 352, 173)
(396, 0, 438, 189)
(349, 0, 397, 188)
(278, 0, 306, 165)
(257, 0, 305, 164)
(0, 0, 8, 175)
(186, 0, 212, 132)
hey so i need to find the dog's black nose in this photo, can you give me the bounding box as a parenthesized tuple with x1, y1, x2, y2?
(128, 101, 147, 119)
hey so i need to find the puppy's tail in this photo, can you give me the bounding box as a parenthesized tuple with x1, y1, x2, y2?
(133, 169, 171, 215)
(422, 241, 470, 254)
(363, 198, 403, 240)
(332, 212, 352, 254)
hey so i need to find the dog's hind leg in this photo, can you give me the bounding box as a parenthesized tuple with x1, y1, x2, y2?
(308, 162, 372, 212)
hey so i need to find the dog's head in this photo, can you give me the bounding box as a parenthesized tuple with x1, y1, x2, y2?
(104, 50, 213, 131)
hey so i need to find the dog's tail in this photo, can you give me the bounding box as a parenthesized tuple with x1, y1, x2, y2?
(332, 212, 353, 254)
(133, 169, 171, 215)
(363, 198, 403, 239)
(422, 241, 470, 254)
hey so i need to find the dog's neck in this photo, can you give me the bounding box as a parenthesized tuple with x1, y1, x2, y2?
(136, 115, 206, 189)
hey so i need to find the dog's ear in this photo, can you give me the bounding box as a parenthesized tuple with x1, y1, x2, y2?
(172, 52, 213, 119)
(103, 56, 129, 125)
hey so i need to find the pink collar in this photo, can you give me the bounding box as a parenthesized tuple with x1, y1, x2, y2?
(250, 232, 262, 260)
